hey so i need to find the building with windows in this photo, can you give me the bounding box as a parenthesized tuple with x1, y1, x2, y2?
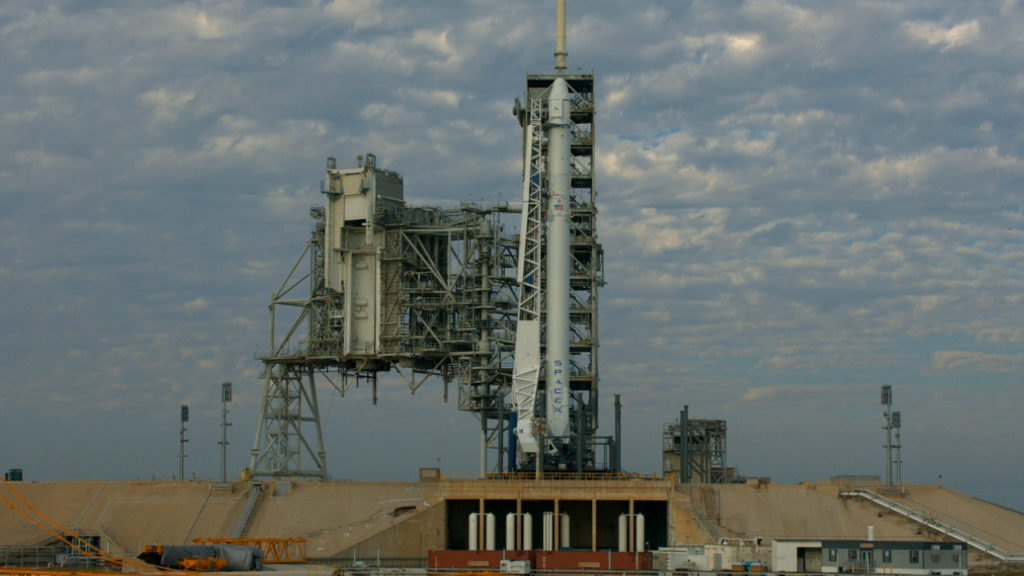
(774, 539, 968, 575)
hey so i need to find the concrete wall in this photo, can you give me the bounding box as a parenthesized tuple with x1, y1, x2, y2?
(3, 478, 1024, 567)
(0, 480, 442, 558)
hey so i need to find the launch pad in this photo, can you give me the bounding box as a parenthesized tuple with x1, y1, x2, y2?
(249, 2, 607, 480)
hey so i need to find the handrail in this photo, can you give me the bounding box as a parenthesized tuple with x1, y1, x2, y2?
(841, 488, 1024, 563)
(230, 482, 263, 538)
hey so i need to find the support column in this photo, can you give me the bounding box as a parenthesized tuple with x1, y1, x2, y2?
(628, 500, 635, 553)
(554, 499, 560, 551)
(498, 400, 505, 476)
(516, 497, 523, 550)
(535, 429, 544, 480)
(479, 499, 486, 551)
(591, 499, 597, 551)
(680, 406, 689, 483)
(614, 394, 622, 472)
(480, 414, 488, 479)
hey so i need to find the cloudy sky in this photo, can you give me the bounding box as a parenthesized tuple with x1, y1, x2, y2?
(2, 1, 1023, 510)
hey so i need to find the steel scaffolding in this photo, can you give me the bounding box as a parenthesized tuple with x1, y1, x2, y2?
(250, 75, 603, 480)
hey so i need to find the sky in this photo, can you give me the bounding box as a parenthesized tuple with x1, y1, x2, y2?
(1, 1, 1023, 511)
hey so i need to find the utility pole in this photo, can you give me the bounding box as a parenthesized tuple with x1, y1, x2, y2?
(219, 382, 232, 482)
(179, 405, 189, 481)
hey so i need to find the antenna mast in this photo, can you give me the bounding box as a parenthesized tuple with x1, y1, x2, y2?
(555, 0, 567, 70)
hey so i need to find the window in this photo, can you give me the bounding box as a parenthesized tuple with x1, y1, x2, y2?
(952, 553, 960, 564)
(882, 549, 892, 563)
(910, 550, 920, 564)
(849, 549, 858, 561)
(829, 549, 838, 562)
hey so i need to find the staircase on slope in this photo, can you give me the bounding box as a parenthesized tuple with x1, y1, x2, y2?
(843, 488, 1024, 563)
(231, 482, 264, 538)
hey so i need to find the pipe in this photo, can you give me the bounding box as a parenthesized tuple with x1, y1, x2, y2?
(508, 412, 518, 470)
(480, 414, 487, 479)
(498, 400, 504, 475)
(680, 406, 689, 483)
(614, 394, 622, 472)
(555, 0, 567, 70)
(575, 393, 584, 474)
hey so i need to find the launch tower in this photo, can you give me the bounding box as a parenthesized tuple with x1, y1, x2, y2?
(249, 0, 606, 479)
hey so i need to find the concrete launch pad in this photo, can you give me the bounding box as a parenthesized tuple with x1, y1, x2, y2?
(2, 477, 1023, 569)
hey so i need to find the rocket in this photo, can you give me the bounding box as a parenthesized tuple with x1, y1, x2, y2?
(545, 77, 571, 442)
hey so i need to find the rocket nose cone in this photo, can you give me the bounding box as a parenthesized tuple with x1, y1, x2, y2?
(548, 78, 570, 124)
(550, 77, 569, 101)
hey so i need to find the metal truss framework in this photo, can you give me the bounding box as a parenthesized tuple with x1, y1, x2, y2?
(250, 199, 521, 478)
(662, 418, 728, 484)
(513, 73, 603, 470)
(250, 74, 603, 480)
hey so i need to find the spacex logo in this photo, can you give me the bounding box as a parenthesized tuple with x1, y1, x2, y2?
(552, 359, 564, 413)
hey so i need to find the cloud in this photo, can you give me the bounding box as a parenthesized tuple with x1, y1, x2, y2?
(183, 298, 208, 312)
(742, 386, 783, 401)
(932, 350, 1024, 373)
(3, 0, 1024, 510)
(905, 19, 981, 51)
(166, 5, 244, 40)
(325, 0, 384, 31)
(139, 89, 197, 125)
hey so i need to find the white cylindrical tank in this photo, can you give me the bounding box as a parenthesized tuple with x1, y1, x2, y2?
(560, 512, 570, 549)
(506, 513, 517, 550)
(485, 513, 496, 551)
(543, 511, 555, 551)
(523, 512, 534, 551)
(618, 514, 628, 552)
(636, 513, 645, 552)
(469, 513, 479, 551)
(867, 524, 875, 541)
(544, 77, 572, 441)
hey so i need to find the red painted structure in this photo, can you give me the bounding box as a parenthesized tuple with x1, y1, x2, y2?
(428, 550, 653, 571)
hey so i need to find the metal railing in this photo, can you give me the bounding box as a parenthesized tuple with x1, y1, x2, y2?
(0, 548, 54, 568)
(231, 482, 263, 538)
(842, 488, 1024, 562)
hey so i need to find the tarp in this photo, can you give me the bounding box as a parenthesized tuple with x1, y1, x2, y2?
(149, 544, 264, 571)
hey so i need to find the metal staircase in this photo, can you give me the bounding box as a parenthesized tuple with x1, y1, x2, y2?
(842, 488, 1024, 562)
(231, 482, 264, 538)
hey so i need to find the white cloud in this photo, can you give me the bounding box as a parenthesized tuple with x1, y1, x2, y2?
(905, 19, 980, 51)
(167, 5, 244, 40)
(139, 88, 196, 125)
(183, 298, 208, 312)
(325, 0, 384, 31)
(3, 0, 1024, 509)
(360, 102, 421, 126)
(932, 350, 1024, 373)
(400, 88, 461, 108)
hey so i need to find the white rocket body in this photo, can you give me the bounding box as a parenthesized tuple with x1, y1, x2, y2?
(545, 77, 571, 441)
